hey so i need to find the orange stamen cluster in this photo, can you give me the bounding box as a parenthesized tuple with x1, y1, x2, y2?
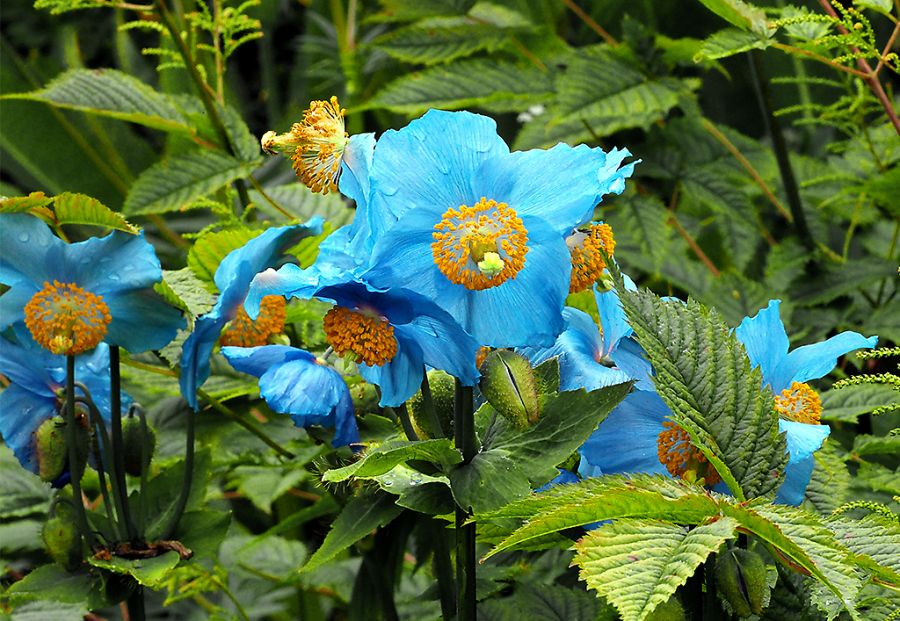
(568, 223, 615, 293)
(24, 281, 111, 355)
(476, 346, 491, 369)
(323, 306, 398, 367)
(220, 295, 287, 347)
(657, 421, 721, 486)
(432, 197, 529, 290)
(774, 381, 822, 424)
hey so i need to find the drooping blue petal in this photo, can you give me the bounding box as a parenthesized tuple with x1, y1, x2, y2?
(0, 337, 58, 397)
(735, 300, 790, 389)
(0, 385, 57, 474)
(359, 335, 425, 407)
(775, 419, 830, 506)
(0, 286, 35, 331)
(777, 331, 878, 388)
(610, 338, 654, 391)
(398, 312, 480, 387)
(579, 390, 669, 477)
(595, 276, 635, 357)
(339, 132, 376, 211)
(221, 344, 305, 376)
(104, 289, 184, 353)
(64, 231, 164, 297)
(0, 213, 62, 287)
(180, 315, 227, 411)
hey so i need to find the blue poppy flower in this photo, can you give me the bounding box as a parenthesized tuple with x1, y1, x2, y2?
(360, 109, 635, 348)
(245, 270, 480, 407)
(0, 213, 183, 356)
(179, 220, 323, 410)
(222, 345, 358, 447)
(0, 328, 125, 478)
(735, 299, 877, 505)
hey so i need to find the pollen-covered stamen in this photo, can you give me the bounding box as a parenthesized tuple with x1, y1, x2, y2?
(220, 295, 287, 347)
(774, 382, 822, 424)
(657, 421, 721, 486)
(476, 346, 491, 369)
(262, 97, 349, 194)
(323, 306, 398, 367)
(568, 223, 615, 293)
(24, 280, 111, 355)
(432, 197, 529, 291)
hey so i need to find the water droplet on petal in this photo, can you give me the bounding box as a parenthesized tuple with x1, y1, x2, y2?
(18, 233, 29, 243)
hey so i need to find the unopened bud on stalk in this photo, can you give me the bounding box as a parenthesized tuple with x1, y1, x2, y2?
(122, 416, 156, 477)
(408, 370, 455, 438)
(35, 414, 89, 483)
(479, 350, 539, 429)
(42, 497, 81, 570)
(715, 548, 768, 617)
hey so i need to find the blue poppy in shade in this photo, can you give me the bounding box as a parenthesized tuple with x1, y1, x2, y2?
(360, 109, 636, 348)
(735, 299, 877, 505)
(521, 281, 652, 392)
(222, 345, 358, 447)
(0, 329, 125, 478)
(0, 213, 183, 356)
(179, 220, 323, 410)
(245, 270, 480, 407)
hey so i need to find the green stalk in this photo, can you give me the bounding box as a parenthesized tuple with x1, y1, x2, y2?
(393, 404, 419, 441)
(77, 394, 120, 540)
(109, 346, 137, 541)
(65, 356, 95, 549)
(162, 403, 195, 540)
(430, 518, 457, 621)
(419, 372, 445, 439)
(136, 406, 151, 535)
(453, 380, 476, 621)
(127, 585, 146, 621)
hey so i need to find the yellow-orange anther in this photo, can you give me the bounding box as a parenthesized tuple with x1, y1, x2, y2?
(568, 223, 615, 293)
(323, 306, 398, 367)
(476, 346, 491, 369)
(774, 382, 822, 424)
(24, 280, 111, 355)
(657, 421, 721, 486)
(220, 295, 287, 347)
(432, 197, 529, 290)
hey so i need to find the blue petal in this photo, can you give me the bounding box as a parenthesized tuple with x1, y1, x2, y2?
(397, 314, 479, 386)
(579, 390, 669, 476)
(222, 344, 311, 377)
(179, 314, 227, 410)
(65, 231, 163, 297)
(0, 214, 63, 287)
(535, 469, 580, 492)
(0, 286, 35, 331)
(0, 385, 57, 474)
(0, 337, 58, 398)
(775, 419, 830, 506)
(339, 132, 375, 211)
(777, 331, 878, 387)
(359, 335, 425, 407)
(735, 300, 791, 391)
(245, 260, 348, 318)
(103, 289, 184, 353)
(595, 278, 634, 356)
(610, 338, 654, 391)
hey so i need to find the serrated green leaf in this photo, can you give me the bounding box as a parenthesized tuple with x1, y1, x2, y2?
(300, 492, 403, 574)
(371, 19, 517, 65)
(364, 59, 553, 115)
(8, 601, 90, 620)
(5, 564, 101, 608)
(696, 27, 770, 61)
(697, 0, 769, 35)
(804, 442, 850, 514)
(376, 0, 476, 21)
(52, 192, 138, 233)
(0, 446, 51, 519)
(89, 551, 182, 587)
(187, 227, 260, 285)
(124, 151, 257, 216)
(248, 183, 351, 225)
(0, 191, 53, 213)
(792, 259, 897, 306)
(155, 268, 217, 317)
(854, 0, 893, 14)
(826, 513, 900, 588)
(606, 193, 672, 273)
(852, 434, 900, 457)
(2, 68, 191, 133)
(322, 439, 461, 482)
(373, 465, 455, 515)
(855, 462, 900, 496)
(574, 517, 738, 620)
(449, 450, 532, 513)
(820, 384, 900, 422)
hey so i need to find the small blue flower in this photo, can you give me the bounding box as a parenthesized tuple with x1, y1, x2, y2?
(222, 345, 358, 447)
(0, 213, 183, 355)
(0, 328, 126, 477)
(359, 110, 635, 348)
(246, 269, 480, 407)
(179, 221, 323, 410)
(735, 299, 877, 505)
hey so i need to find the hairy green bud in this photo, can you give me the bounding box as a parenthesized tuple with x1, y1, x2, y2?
(715, 548, 768, 617)
(42, 514, 81, 570)
(122, 416, 156, 477)
(408, 370, 455, 438)
(350, 381, 380, 416)
(646, 596, 686, 621)
(479, 350, 539, 429)
(35, 414, 89, 483)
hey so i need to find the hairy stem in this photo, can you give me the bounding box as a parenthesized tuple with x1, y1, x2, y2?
(110, 346, 137, 541)
(453, 381, 476, 621)
(162, 401, 195, 540)
(65, 356, 95, 549)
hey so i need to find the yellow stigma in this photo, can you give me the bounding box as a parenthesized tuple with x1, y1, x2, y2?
(24, 281, 111, 355)
(220, 295, 287, 347)
(432, 197, 529, 291)
(322, 306, 398, 367)
(568, 223, 615, 294)
(657, 421, 721, 486)
(774, 382, 822, 424)
(262, 97, 349, 194)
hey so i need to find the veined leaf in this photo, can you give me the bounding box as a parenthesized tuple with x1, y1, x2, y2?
(574, 517, 738, 621)
(187, 227, 261, 286)
(804, 442, 850, 514)
(364, 59, 554, 115)
(89, 551, 182, 587)
(155, 268, 217, 317)
(605, 193, 672, 274)
(695, 27, 771, 61)
(0, 191, 53, 213)
(370, 19, 518, 65)
(820, 384, 900, 422)
(0, 446, 51, 519)
(2, 68, 191, 133)
(321, 439, 462, 482)
(826, 513, 900, 588)
(375, 0, 476, 21)
(697, 0, 769, 35)
(852, 434, 900, 457)
(53, 192, 139, 233)
(248, 183, 352, 225)
(372, 465, 455, 515)
(449, 450, 533, 513)
(124, 151, 257, 216)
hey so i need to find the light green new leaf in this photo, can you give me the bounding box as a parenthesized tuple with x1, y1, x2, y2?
(574, 517, 738, 620)
(124, 151, 257, 216)
(0, 192, 53, 213)
(53, 192, 138, 233)
(697, 0, 769, 35)
(300, 492, 403, 574)
(186, 227, 260, 285)
(155, 268, 217, 317)
(695, 27, 771, 61)
(322, 438, 461, 482)
(89, 551, 182, 587)
(373, 465, 456, 516)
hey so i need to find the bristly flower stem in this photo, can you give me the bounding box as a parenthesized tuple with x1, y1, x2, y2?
(65, 356, 95, 549)
(453, 380, 476, 621)
(109, 346, 137, 541)
(162, 402, 195, 540)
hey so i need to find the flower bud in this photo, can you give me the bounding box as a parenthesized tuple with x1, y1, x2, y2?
(122, 416, 156, 477)
(350, 381, 380, 416)
(408, 370, 455, 439)
(42, 500, 81, 570)
(646, 596, 686, 621)
(479, 350, 539, 429)
(35, 414, 89, 483)
(715, 548, 768, 617)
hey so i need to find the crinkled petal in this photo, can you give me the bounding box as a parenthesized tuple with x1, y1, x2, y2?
(65, 231, 163, 297)
(0, 337, 58, 397)
(595, 276, 635, 356)
(179, 315, 227, 410)
(0, 385, 57, 474)
(0, 286, 36, 331)
(775, 419, 830, 506)
(735, 300, 790, 390)
(222, 344, 312, 377)
(611, 338, 654, 391)
(245, 261, 348, 319)
(339, 132, 375, 211)
(0, 214, 64, 287)
(359, 335, 424, 407)
(398, 311, 479, 386)
(104, 289, 184, 353)
(777, 331, 878, 387)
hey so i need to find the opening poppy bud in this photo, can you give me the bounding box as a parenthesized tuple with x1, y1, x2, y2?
(42, 498, 81, 570)
(715, 548, 768, 617)
(646, 596, 686, 621)
(479, 350, 539, 429)
(122, 416, 156, 478)
(35, 415, 89, 483)
(408, 370, 455, 439)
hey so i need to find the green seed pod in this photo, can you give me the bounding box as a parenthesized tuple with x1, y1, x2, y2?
(42, 515, 81, 570)
(479, 350, 539, 429)
(646, 596, 686, 621)
(350, 381, 380, 416)
(35, 418, 67, 483)
(408, 370, 455, 438)
(122, 416, 156, 477)
(715, 548, 768, 617)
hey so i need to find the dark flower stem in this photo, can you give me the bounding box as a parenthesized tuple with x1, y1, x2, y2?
(419, 373, 445, 439)
(65, 356, 94, 549)
(453, 380, 477, 621)
(109, 346, 137, 541)
(135, 406, 151, 535)
(77, 390, 126, 541)
(394, 404, 419, 441)
(162, 403, 195, 540)
(430, 518, 457, 621)
(127, 585, 146, 621)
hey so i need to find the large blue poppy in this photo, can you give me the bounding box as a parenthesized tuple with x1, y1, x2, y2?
(222, 345, 358, 447)
(0, 213, 183, 355)
(735, 299, 877, 505)
(360, 110, 635, 348)
(179, 221, 323, 410)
